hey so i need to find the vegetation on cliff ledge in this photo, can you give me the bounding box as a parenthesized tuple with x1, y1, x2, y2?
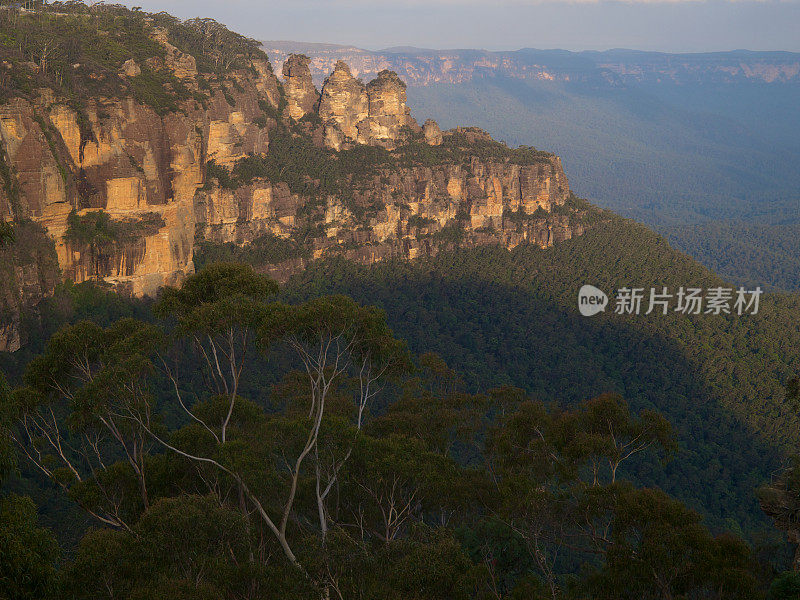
(63, 209, 165, 278)
(0, 1, 268, 114)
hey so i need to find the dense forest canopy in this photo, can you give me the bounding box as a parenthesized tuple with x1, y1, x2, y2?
(0, 3, 799, 599)
(2, 262, 797, 600)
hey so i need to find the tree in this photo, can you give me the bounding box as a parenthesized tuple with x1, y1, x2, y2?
(760, 378, 800, 570)
(587, 487, 759, 600)
(127, 266, 410, 575)
(0, 221, 13, 248)
(8, 318, 161, 528)
(0, 494, 60, 600)
(485, 392, 677, 599)
(154, 262, 279, 445)
(63, 210, 119, 279)
(0, 372, 60, 600)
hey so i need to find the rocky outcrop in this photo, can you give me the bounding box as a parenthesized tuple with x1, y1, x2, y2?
(282, 54, 318, 121)
(0, 221, 61, 352)
(294, 58, 423, 151)
(317, 61, 369, 151)
(363, 70, 420, 147)
(196, 126, 583, 283)
(0, 52, 280, 297)
(151, 26, 198, 83)
(1, 36, 588, 348)
(423, 119, 443, 146)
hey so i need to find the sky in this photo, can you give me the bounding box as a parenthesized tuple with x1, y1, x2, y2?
(116, 0, 800, 53)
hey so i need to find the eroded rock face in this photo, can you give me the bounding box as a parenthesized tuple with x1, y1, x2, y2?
(318, 61, 368, 150)
(282, 54, 318, 121)
(0, 56, 280, 297)
(121, 59, 141, 78)
(197, 127, 580, 284)
(0, 222, 61, 352)
(196, 180, 299, 244)
(362, 70, 420, 148)
(1, 50, 586, 340)
(151, 27, 198, 83)
(314, 62, 420, 150)
(423, 119, 443, 146)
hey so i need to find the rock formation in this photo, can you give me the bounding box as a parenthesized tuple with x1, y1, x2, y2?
(363, 70, 420, 147)
(286, 56, 424, 151)
(282, 54, 318, 121)
(0, 25, 592, 350)
(423, 119, 443, 146)
(195, 128, 581, 283)
(317, 60, 369, 151)
(0, 45, 281, 299)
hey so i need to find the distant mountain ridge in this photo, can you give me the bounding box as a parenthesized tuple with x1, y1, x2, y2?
(263, 41, 800, 295)
(262, 42, 800, 87)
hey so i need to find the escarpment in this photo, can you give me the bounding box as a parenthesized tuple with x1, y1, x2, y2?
(193, 123, 588, 284)
(0, 5, 597, 350)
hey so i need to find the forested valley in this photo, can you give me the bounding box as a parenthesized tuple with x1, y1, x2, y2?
(1, 3, 800, 599)
(4, 217, 800, 599)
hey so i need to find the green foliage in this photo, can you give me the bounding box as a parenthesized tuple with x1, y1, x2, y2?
(664, 221, 800, 292)
(407, 214, 437, 229)
(0, 2, 271, 115)
(128, 66, 188, 116)
(284, 215, 800, 539)
(194, 233, 308, 270)
(155, 262, 278, 323)
(3, 261, 780, 597)
(202, 159, 235, 190)
(63, 209, 117, 248)
(0, 371, 15, 480)
(229, 126, 391, 198)
(0, 221, 13, 247)
(59, 496, 276, 600)
(392, 130, 553, 169)
(586, 488, 760, 600)
(62, 209, 164, 277)
(159, 15, 268, 75)
(0, 494, 60, 600)
(768, 572, 800, 600)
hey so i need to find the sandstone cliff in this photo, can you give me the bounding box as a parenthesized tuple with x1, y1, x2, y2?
(0, 4, 595, 351)
(0, 8, 285, 299)
(282, 54, 318, 121)
(194, 125, 588, 285)
(285, 56, 421, 151)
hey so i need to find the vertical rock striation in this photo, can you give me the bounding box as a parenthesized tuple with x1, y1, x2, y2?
(286, 56, 428, 151)
(2, 34, 589, 351)
(282, 54, 318, 121)
(317, 60, 369, 150)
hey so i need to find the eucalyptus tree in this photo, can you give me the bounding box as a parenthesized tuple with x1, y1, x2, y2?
(154, 262, 280, 445)
(133, 265, 410, 572)
(7, 318, 161, 529)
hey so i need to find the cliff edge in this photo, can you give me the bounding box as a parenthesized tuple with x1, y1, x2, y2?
(0, 4, 599, 350)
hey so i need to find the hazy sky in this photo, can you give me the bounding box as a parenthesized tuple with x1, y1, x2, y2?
(117, 0, 800, 53)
